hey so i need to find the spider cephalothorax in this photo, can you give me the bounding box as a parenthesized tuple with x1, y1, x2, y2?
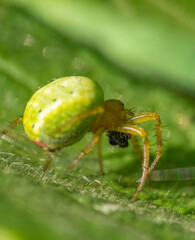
(107, 131, 131, 148)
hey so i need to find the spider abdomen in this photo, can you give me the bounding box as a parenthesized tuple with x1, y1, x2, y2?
(23, 76, 104, 150)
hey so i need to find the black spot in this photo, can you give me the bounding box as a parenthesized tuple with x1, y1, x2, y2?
(106, 131, 131, 148)
(32, 124, 35, 129)
(69, 91, 73, 94)
(53, 99, 57, 102)
(39, 109, 42, 113)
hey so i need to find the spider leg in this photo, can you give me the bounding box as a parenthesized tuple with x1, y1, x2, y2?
(97, 139, 104, 174)
(1, 116, 23, 137)
(125, 110, 142, 161)
(110, 124, 149, 202)
(131, 135, 142, 161)
(51, 106, 104, 172)
(128, 112, 162, 175)
(43, 151, 55, 171)
(66, 128, 104, 172)
(52, 106, 104, 135)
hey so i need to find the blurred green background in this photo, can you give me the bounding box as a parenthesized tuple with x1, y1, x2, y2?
(0, 0, 194, 239)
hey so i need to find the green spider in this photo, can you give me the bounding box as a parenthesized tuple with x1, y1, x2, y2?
(1, 76, 162, 201)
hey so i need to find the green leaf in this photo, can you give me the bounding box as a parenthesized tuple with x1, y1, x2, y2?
(0, 1, 194, 240)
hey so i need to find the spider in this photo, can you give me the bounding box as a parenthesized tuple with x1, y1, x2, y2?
(1, 76, 162, 201)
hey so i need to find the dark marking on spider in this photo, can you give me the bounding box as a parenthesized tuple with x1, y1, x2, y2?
(106, 131, 131, 148)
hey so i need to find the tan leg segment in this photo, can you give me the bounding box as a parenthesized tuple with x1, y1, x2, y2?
(131, 135, 142, 162)
(53, 106, 104, 135)
(66, 128, 104, 171)
(1, 116, 23, 136)
(43, 151, 54, 171)
(97, 140, 104, 174)
(126, 110, 143, 161)
(112, 124, 149, 202)
(128, 112, 162, 175)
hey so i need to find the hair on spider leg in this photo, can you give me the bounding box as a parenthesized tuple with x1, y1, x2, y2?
(128, 107, 138, 115)
(150, 142, 157, 147)
(161, 142, 168, 148)
(151, 132, 167, 139)
(161, 138, 168, 142)
(161, 124, 170, 128)
(153, 142, 167, 151)
(151, 133, 157, 139)
(129, 107, 137, 111)
(159, 139, 168, 145)
(151, 123, 169, 131)
(153, 138, 167, 147)
(149, 137, 167, 149)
